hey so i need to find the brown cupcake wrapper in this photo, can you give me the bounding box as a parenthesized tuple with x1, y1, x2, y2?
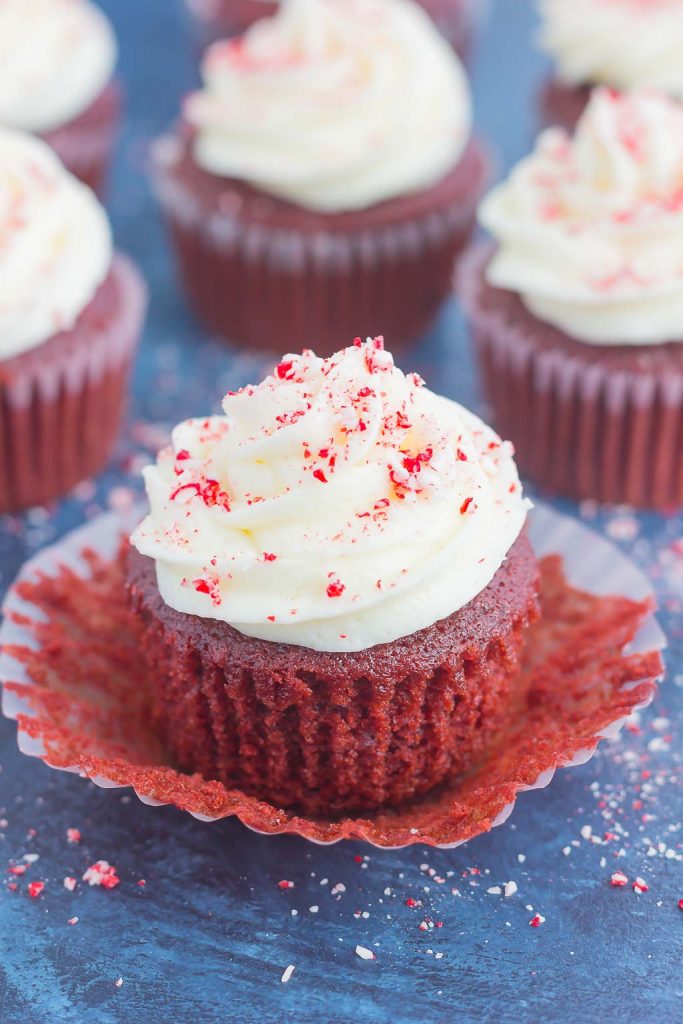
(459, 243, 683, 509)
(41, 82, 122, 196)
(153, 141, 488, 355)
(0, 255, 146, 514)
(127, 535, 539, 817)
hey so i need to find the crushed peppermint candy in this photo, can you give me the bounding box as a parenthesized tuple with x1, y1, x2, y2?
(355, 945, 376, 961)
(82, 861, 120, 889)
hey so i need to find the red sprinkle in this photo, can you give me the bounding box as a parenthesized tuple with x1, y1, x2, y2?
(326, 576, 346, 599)
(262, 553, 277, 562)
(312, 469, 328, 483)
(28, 881, 45, 899)
(460, 497, 474, 515)
(275, 360, 296, 380)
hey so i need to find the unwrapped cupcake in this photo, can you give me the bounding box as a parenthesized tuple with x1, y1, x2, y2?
(0, 0, 119, 194)
(154, 0, 488, 355)
(537, 0, 683, 130)
(460, 87, 683, 509)
(128, 337, 536, 815)
(0, 130, 146, 514)
(183, 0, 480, 59)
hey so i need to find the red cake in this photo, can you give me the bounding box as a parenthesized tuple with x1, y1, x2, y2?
(0, 131, 146, 514)
(41, 82, 121, 196)
(158, 0, 487, 354)
(0, 0, 119, 195)
(127, 534, 538, 816)
(155, 129, 487, 354)
(1, 255, 146, 514)
(460, 245, 683, 509)
(128, 339, 536, 815)
(464, 88, 683, 510)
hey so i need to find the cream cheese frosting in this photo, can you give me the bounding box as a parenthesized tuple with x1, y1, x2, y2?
(0, 129, 113, 360)
(538, 0, 683, 99)
(132, 338, 529, 652)
(480, 87, 683, 346)
(185, 0, 472, 212)
(0, 0, 117, 134)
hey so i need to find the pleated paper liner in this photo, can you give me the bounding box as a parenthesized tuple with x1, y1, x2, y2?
(152, 134, 489, 355)
(42, 82, 122, 197)
(0, 503, 664, 849)
(0, 254, 146, 515)
(459, 243, 683, 510)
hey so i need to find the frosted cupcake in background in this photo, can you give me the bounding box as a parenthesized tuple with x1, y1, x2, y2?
(128, 337, 536, 815)
(183, 0, 482, 59)
(0, 0, 119, 194)
(537, 0, 683, 130)
(0, 130, 146, 514)
(155, 0, 488, 355)
(459, 87, 683, 510)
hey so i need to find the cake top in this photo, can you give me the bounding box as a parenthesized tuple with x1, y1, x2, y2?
(480, 86, 683, 346)
(0, 0, 116, 134)
(184, 0, 471, 212)
(132, 338, 529, 653)
(538, 0, 683, 100)
(0, 129, 112, 361)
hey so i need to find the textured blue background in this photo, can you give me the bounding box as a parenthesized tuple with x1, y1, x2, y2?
(0, 2, 682, 1021)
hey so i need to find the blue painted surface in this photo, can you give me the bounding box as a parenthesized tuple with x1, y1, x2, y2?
(0, 3, 682, 1021)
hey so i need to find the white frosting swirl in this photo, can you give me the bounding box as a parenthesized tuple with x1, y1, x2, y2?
(185, 0, 471, 212)
(0, 129, 113, 360)
(538, 0, 683, 99)
(0, 0, 117, 134)
(480, 88, 683, 346)
(132, 339, 529, 653)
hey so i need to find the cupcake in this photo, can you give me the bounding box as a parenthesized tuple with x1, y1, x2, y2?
(0, 0, 119, 194)
(537, 0, 683, 131)
(184, 0, 479, 58)
(128, 337, 536, 816)
(0, 130, 146, 514)
(154, 0, 488, 355)
(460, 87, 683, 510)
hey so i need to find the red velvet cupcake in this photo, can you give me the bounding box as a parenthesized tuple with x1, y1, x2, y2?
(0, 130, 146, 514)
(184, 0, 479, 58)
(155, 0, 488, 355)
(537, 0, 683, 130)
(0, 0, 119, 195)
(128, 338, 536, 815)
(460, 88, 683, 509)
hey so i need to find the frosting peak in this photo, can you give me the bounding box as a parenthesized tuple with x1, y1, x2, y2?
(538, 0, 683, 99)
(0, 129, 112, 360)
(0, 0, 116, 134)
(185, 0, 471, 212)
(132, 338, 529, 652)
(480, 87, 683, 345)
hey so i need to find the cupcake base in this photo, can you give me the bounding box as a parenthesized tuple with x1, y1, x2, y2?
(153, 133, 488, 355)
(459, 244, 683, 510)
(126, 534, 539, 816)
(0, 255, 146, 514)
(0, 503, 662, 847)
(539, 77, 591, 132)
(41, 81, 121, 196)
